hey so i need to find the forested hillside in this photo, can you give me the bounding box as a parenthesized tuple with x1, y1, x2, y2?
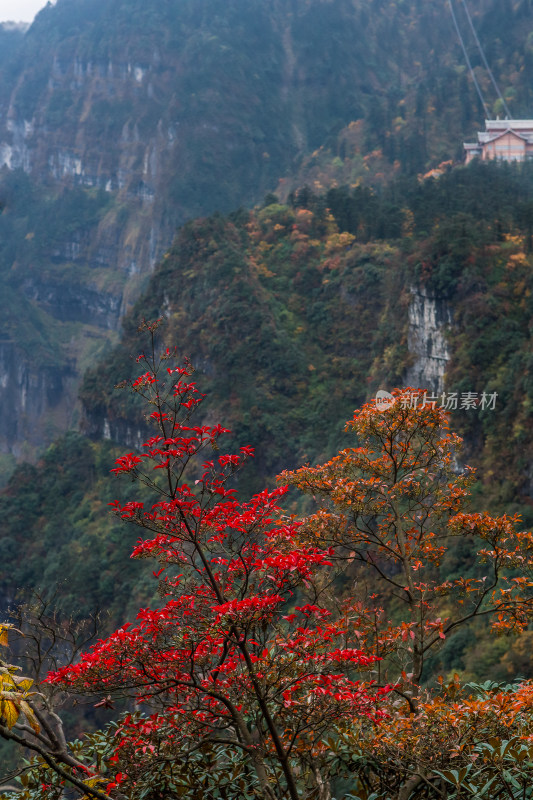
(2, 2, 533, 795)
(79, 161, 533, 515)
(1, 0, 533, 462)
(3, 161, 533, 694)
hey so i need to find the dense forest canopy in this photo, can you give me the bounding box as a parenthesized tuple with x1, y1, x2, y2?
(2, 161, 533, 699)
(1, 0, 533, 796)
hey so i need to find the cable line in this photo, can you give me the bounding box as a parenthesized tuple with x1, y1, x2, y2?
(459, 0, 512, 118)
(448, 0, 489, 118)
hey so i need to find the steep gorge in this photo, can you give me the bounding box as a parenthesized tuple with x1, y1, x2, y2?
(0, 0, 532, 465)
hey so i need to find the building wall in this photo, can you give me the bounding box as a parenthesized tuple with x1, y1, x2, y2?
(483, 132, 526, 161)
(465, 148, 480, 165)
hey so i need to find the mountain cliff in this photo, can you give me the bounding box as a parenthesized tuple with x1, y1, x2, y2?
(2, 1, 533, 779)
(3, 161, 533, 697)
(2, 0, 533, 463)
(78, 162, 533, 514)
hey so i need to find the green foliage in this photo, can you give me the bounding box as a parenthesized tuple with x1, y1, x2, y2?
(79, 161, 533, 498)
(0, 170, 115, 362)
(0, 433, 156, 623)
(0, 712, 264, 800)
(71, 162, 533, 689)
(80, 207, 409, 495)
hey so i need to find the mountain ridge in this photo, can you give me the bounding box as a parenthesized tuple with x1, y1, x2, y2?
(1, 0, 532, 465)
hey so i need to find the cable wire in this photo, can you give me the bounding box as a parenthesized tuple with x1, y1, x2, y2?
(459, 0, 512, 118)
(448, 0, 490, 118)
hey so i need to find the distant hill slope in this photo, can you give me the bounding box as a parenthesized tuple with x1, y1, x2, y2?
(1, 0, 533, 463)
(79, 161, 533, 514)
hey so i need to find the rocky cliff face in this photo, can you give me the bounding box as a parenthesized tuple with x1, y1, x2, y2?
(0, 0, 522, 465)
(0, 50, 175, 278)
(0, 0, 359, 462)
(405, 288, 452, 394)
(0, 340, 76, 458)
(21, 276, 123, 328)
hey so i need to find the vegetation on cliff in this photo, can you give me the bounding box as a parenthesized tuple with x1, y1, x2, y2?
(2, 162, 533, 705)
(4, 0, 533, 463)
(1, 350, 533, 799)
(80, 162, 533, 516)
(1, 0, 533, 793)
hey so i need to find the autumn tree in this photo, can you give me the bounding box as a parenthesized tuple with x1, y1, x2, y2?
(0, 608, 113, 800)
(39, 322, 389, 800)
(5, 371, 533, 800)
(282, 388, 533, 690)
(281, 388, 533, 798)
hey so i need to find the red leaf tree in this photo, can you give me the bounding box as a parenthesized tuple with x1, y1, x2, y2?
(47, 323, 388, 800)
